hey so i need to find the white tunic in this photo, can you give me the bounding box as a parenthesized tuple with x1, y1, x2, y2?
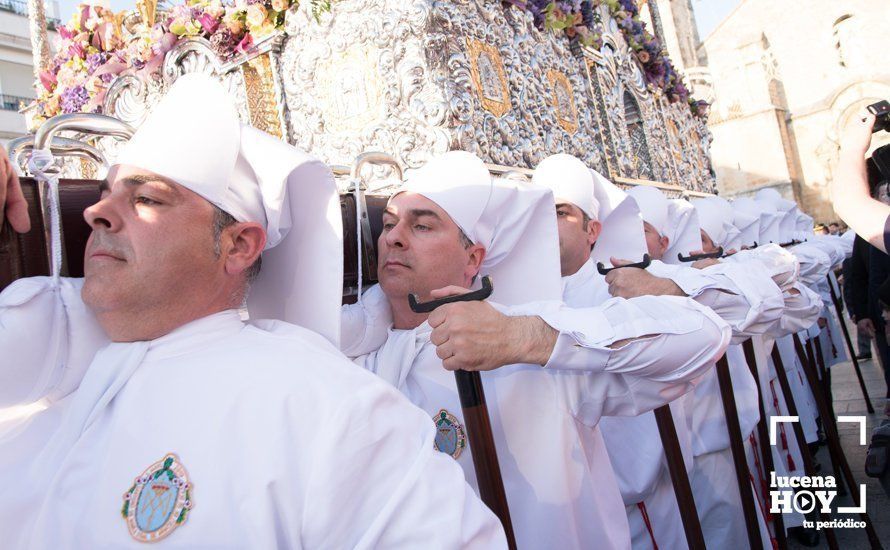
(350, 258, 731, 550)
(600, 259, 779, 549)
(0, 277, 506, 549)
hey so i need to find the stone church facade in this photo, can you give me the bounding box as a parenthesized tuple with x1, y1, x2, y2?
(681, 0, 890, 222)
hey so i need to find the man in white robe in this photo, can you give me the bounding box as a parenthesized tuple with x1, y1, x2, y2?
(688, 196, 786, 548)
(599, 185, 782, 549)
(0, 75, 506, 549)
(756, 189, 846, 370)
(725, 197, 824, 544)
(341, 152, 731, 549)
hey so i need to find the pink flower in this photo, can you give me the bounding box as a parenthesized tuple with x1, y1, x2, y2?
(235, 32, 253, 54)
(58, 26, 74, 40)
(68, 42, 86, 59)
(78, 5, 91, 30)
(39, 70, 57, 92)
(198, 12, 220, 34)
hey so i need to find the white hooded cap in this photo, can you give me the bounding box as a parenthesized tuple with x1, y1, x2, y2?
(755, 188, 799, 244)
(588, 171, 648, 265)
(663, 199, 703, 264)
(692, 196, 738, 249)
(626, 185, 669, 237)
(730, 198, 760, 249)
(734, 196, 780, 244)
(398, 151, 562, 305)
(532, 154, 600, 220)
(114, 74, 343, 346)
(794, 211, 815, 242)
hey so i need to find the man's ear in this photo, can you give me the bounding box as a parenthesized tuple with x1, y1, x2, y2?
(224, 222, 266, 277)
(465, 244, 486, 282)
(660, 235, 670, 254)
(586, 219, 602, 246)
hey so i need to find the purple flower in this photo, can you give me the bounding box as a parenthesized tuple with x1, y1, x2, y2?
(579, 0, 594, 27)
(86, 52, 110, 74)
(60, 85, 90, 113)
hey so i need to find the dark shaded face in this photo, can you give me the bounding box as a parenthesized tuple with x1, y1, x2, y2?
(877, 183, 890, 206)
(377, 192, 483, 302)
(643, 221, 669, 260)
(700, 229, 719, 254)
(554, 202, 600, 276)
(81, 165, 223, 317)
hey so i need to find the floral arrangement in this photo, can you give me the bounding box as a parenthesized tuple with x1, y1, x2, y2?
(34, 5, 127, 120)
(513, 0, 708, 118)
(525, 1, 599, 48)
(601, 0, 689, 104)
(31, 0, 332, 122)
(32, 0, 707, 122)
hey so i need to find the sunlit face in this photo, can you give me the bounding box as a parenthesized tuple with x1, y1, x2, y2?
(377, 192, 484, 303)
(555, 202, 600, 277)
(81, 165, 224, 319)
(700, 229, 719, 254)
(643, 221, 669, 260)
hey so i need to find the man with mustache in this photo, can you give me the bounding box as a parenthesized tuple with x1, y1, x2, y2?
(341, 151, 732, 548)
(0, 75, 505, 548)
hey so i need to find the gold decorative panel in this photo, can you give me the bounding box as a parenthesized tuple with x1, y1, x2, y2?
(547, 69, 578, 135)
(466, 38, 511, 118)
(241, 53, 284, 139)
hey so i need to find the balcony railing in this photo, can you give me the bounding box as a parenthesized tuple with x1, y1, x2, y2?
(0, 0, 61, 26)
(0, 94, 34, 112)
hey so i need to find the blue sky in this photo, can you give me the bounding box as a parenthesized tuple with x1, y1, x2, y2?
(692, 0, 742, 40)
(56, 0, 741, 43)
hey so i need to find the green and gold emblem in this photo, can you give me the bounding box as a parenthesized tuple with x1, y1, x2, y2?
(433, 409, 467, 460)
(122, 453, 193, 542)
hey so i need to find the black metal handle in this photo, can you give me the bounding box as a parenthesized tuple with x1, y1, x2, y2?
(408, 276, 493, 314)
(677, 247, 724, 262)
(743, 241, 759, 250)
(596, 254, 651, 275)
(779, 239, 802, 248)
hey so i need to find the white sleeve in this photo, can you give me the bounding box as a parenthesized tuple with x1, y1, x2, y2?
(769, 282, 824, 337)
(695, 262, 786, 339)
(339, 284, 393, 357)
(300, 378, 507, 549)
(536, 296, 730, 418)
(792, 245, 831, 288)
(648, 260, 771, 337)
(725, 244, 799, 292)
(0, 277, 108, 407)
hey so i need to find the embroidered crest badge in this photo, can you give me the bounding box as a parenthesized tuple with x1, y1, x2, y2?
(433, 409, 467, 460)
(121, 453, 193, 542)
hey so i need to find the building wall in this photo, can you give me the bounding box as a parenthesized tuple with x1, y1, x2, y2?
(0, 3, 59, 145)
(700, 0, 890, 222)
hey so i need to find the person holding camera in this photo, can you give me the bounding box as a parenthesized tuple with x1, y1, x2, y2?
(831, 110, 890, 253)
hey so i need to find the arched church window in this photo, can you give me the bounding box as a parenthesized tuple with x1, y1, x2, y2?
(623, 91, 654, 179)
